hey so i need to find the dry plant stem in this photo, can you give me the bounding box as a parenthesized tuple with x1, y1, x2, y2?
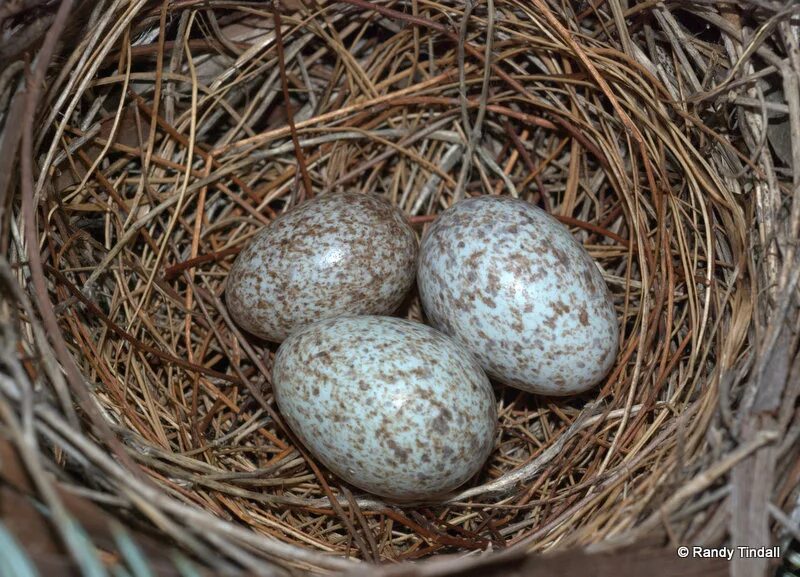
(17, 0, 142, 476)
(12, 392, 358, 572)
(126, 13, 200, 331)
(273, 2, 314, 201)
(454, 0, 476, 201)
(47, 266, 241, 385)
(186, 155, 213, 447)
(0, 386, 105, 577)
(0, 260, 78, 428)
(600, 429, 779, 548)
(717, 8, 800, 577)
(191, 279, 277, 416)
(447, 404, 598, 502)
(1, 0, 793, 573)
(0, 78, 26, 219)
(301, 448, 374, 560)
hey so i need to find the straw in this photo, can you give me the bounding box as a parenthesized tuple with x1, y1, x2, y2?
(1, 1, 798, 575)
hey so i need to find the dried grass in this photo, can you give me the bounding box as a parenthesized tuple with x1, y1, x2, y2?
(1, 1, 798, 575)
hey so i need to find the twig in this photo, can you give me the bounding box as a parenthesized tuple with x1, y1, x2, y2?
(273, 1, 314, 201)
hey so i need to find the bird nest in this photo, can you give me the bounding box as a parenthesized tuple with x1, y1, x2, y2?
(1, 1, 798, 576)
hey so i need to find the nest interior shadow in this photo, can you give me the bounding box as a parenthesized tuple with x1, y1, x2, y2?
(5, 0, 797, 575)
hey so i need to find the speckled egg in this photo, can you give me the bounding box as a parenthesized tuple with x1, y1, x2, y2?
(417, 196, 618, 396)
(272, 316, 497, 501)
(226, 193, 418, 342)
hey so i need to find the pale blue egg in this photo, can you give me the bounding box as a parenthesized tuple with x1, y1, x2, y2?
(272, 316, 497, 502)
(226, 193, 417, 342)
(417, 196, 618, 396)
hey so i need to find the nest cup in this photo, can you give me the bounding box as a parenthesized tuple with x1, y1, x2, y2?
(2, 1, 797, 575)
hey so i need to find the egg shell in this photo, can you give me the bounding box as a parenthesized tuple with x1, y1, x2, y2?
(417, 196, 618, 396)
(272, 316, 497, 502)
(226, 193, 418, 342)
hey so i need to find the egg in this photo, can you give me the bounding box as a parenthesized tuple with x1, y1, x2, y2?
(272, 316, 497, 501)
(417, 196, 618, 396)
(226, 193, 418, 342)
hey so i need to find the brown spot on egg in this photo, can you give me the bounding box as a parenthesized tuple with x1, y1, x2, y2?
(386, 438, 411, 464)
(431, 407, 453, 435)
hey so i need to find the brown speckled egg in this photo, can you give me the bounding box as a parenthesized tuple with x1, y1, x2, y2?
(226, 193, 418, 342)
(272, 316, 497, 502)
(417, 196, 618, 396)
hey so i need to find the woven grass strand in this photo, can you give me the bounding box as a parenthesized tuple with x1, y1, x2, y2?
(1, 1, 798, 575)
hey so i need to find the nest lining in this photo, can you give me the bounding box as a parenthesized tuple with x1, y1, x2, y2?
(4, 0, 794, 574)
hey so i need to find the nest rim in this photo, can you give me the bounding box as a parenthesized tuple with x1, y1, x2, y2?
(4, 0, 793, 574)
